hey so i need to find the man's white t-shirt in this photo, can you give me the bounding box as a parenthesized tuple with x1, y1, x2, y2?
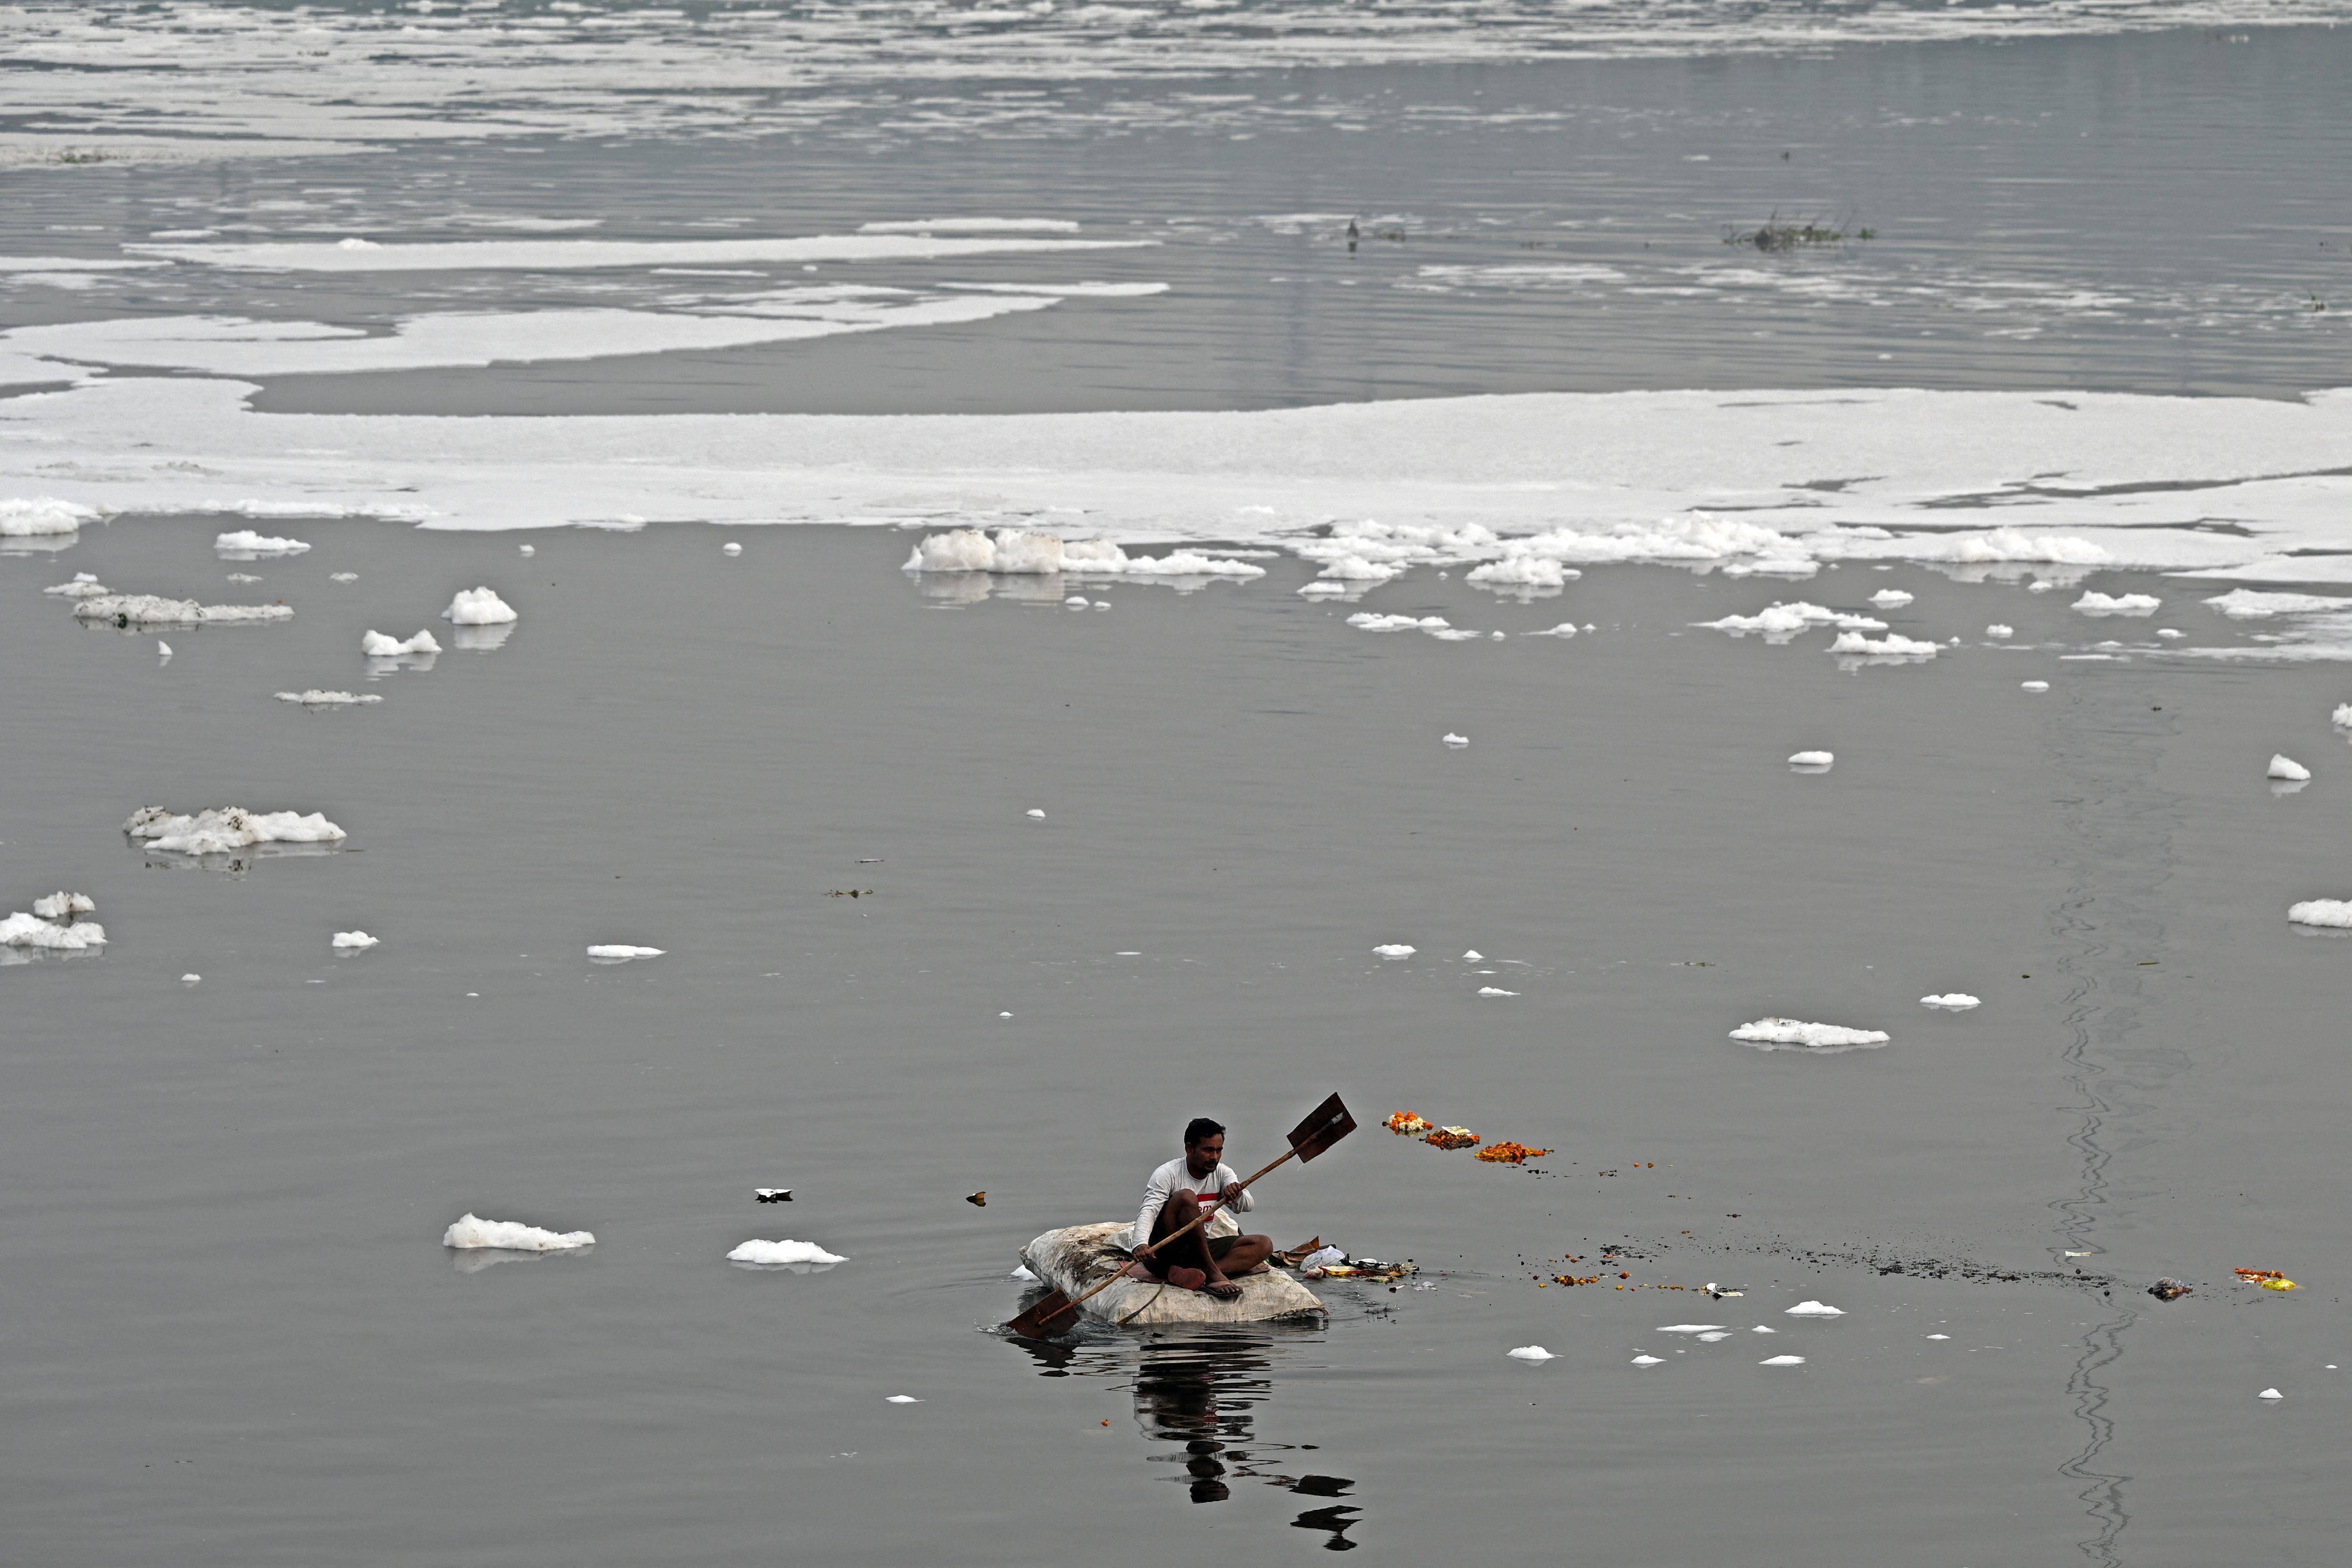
(1128, 1156, 1257, 1250)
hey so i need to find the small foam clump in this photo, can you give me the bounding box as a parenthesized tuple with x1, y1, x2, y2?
(1346, 612, 1451, 633)
(1869, 589, 1913, 609)
(1730, 1018, 1889, 1052)
(2022, 680, 2050, 692)
(1759, 1355, 1808, 1366)
(2333, 703, 2352, 727)
(44, 574, 107, 598)
(331, 571, 359, 582)
(723, 541, 742, 556)
(2286, 899, 2352, 928)
(442, 586, 518, 624)
(1, 891, 106, 951)
(1524, 623, 1578, 638)
(1505, 1345, 1555, 1362)
(1827, 630, 1938, 659)
(443, 1213, 594, 1251)
(1788, 750, 1834, 768)
(1986, 623, 2014, 639)
(1373, 943, 1415, 958)
(1442, 732, 1468, 747)
(332, 931, 378, 950)
(1464, 557, 1578, 589)
(728, 1238, 847, 1266)
(277, 689, 383, 705)
(74, 594, 291, 626)
(1696, 602, 1883, 640)
(215, 529, 309, 554)
(588, 943, 664, 959)
(1921, 993, 1980, 1010)
(0, 497, 97, 536)
(125, 805, 345, 855)
(2267, 755, 2310, 782)
(1477, 986, 1519, 997)
(1785, 1300, 1844, 1317)
(362, 628, 440, 656)
(2073, 592, 2161, 615)
(904, 528, 1263, 579)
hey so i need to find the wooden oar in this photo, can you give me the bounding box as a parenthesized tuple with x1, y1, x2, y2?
(1007, 1093, 1356, 1340)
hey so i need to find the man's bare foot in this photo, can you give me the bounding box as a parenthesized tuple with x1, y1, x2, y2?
(1167, 1266, 1208, 1291)
(1203, 1275, 1243, 1301)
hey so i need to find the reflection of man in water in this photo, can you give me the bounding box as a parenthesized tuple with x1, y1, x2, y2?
(1127, 1118, 1275, 1300)
(1129, 1337, 1362, 1545)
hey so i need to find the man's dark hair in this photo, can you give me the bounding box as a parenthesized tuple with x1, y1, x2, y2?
(1183, 1117, 1226, 1148)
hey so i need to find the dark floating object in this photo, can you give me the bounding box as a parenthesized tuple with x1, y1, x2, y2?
(828, 889, 874, 898)
(2149, 1277, 2192, 1301)
(755, 1188, 793, 1204)
(966, 1191, 987, 1207)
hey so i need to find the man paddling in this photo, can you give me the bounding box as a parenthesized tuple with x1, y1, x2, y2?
(1128, 1118, 1276, 1300)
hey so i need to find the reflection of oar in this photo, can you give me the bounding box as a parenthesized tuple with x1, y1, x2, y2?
(1007, 1093, 1356, 1341)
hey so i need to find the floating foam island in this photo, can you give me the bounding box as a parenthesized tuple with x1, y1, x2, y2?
(124, 805, 345, 856)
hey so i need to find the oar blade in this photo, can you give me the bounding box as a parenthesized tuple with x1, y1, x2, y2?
(1006, 1288, 1079, 1341)
(1287, 1092, 1355, 1162)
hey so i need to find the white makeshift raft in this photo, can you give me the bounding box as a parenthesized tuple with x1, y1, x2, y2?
(1021, 1222, 1327, 1328)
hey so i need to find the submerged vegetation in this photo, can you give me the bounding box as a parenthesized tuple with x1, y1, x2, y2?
(1725, 211, 1874, 250)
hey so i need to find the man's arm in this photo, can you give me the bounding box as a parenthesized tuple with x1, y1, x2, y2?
(1131, 1163, 1173, 1253)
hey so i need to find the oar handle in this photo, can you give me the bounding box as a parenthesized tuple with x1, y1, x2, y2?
(1061, 1145, 1303, 1313)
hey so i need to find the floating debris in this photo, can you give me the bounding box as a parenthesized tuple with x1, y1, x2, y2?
(965, 1191, 987, 1207)
(2267, 754, 2312, 782)
(1474, 1141, 1553, 1164)
(755, 1188, 793, 1203)
(1383, 1112, 1433, 1136)
(2149, 1278, 2193, 1301)
(1423, 1126, 1479, 1151)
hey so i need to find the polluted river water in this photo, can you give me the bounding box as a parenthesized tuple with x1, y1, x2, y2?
(6, 5, 2352, 1564)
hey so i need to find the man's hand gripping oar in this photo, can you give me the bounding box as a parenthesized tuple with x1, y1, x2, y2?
(1006, 1093, 1356, 1341)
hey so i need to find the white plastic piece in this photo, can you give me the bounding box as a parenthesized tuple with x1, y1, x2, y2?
(1010, 1263, 1039, 1281)
(1760, 1355, 1807, 1366)
(443, 1213, 594, 1250)
(156, 641, 173, 659)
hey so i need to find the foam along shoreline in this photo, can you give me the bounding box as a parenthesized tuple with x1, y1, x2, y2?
(125, 806, 345, 856)
(73, 593, 290, 626)
(2, 295, 1097, 380)
(129, 234, 1148, 273)
(10, 384, 2352, 586)
(1, 496, 98, 537)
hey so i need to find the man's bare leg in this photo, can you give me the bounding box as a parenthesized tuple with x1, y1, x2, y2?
(1220, 1235, 1276, 1278)
(1148, 1193, 1232, 1297)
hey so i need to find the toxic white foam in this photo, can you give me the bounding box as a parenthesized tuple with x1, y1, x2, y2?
(1730, 1018, 1890, 1052)
(442, 1214, 594, 1251)
(1921, 993, 1981, 1009)
(588, 944, 664, 960)
(2287, 899, 2352, 928)
(1698, 602, 1885, 640)
(442, 587, 517, 625)
(278, 689, 382, 706)
(73, 594, 290, 626)
(362, 629, 440, 656)
(1373, 944, 1415, 958)
(0, 496, 95, 536)
(728, 1239, 847, 1266)
(2267, 754, 2311, 781)
(1505, 1346, 1555, 1362)
(1785, 1300, 1845, 1317)
(124, 805, 345, 855)
(904, 529, 1263, 579)
(1788, 750, 1834, 767)
(1827, 630, 1939, 659)
(1869, 588, 1913, 608)
(215, 529, 309, 554)
(331, 930, 379, 950)
(0, 891, 105, 951)
(2073, 591, 2161, 615)
(44, 573, 106, 597)
(1759, 1355, 1808, 1366)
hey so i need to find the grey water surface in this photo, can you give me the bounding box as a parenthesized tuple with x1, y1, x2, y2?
(2, 520, 2345, 1565)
